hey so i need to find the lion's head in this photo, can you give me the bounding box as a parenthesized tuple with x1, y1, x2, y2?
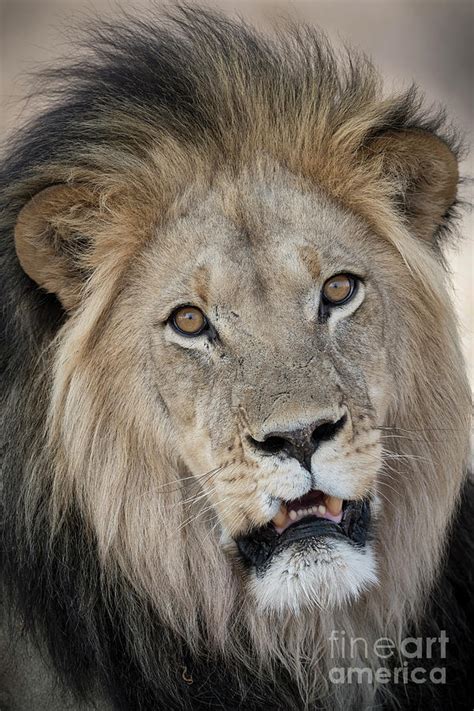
(1, 7, 471, 710)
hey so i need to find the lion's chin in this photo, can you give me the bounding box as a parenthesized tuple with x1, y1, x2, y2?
(248, 537, 378, 614)
(236, 495, 378, 613)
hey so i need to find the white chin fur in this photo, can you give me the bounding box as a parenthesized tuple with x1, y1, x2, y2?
(249, 539, 378, 614)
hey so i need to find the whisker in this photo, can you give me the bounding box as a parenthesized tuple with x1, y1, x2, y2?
(147, 462, 237, 497)
(375, 489, 394, 508)
(177, 503, 221, 532)
(383, 452, 431, 463)
(178, 485, 219, 508)
(176, 464, 242, 532)
(155, 466, 224, 490)
(377, 426, 464, 433)
(377, 479, 400, 497)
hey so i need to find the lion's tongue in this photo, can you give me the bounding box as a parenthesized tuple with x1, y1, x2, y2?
(272, 490, 343, 534)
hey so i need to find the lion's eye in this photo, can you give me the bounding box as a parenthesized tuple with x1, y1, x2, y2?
(170, 305, 207, 336)
(322, 274, 356, 305)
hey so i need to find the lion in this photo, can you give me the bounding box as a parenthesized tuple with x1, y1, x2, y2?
(0, 6, 472, 711)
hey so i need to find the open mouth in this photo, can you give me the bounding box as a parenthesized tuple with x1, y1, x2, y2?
(236, 489, 371, 569)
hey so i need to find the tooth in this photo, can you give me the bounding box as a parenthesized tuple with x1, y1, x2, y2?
(289, 510, 298, 521)
(272, 503, 287, 528)
(325, 496, 343, 516)
(297, 509, 303, 517)
(318, 504, 327, 515)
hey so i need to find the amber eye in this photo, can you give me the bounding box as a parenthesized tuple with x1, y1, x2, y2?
(322, 274, 356, 305)
(170, 305, 208, 336)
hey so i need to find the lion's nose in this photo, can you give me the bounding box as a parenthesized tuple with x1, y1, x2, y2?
(249, 415, 346, 471)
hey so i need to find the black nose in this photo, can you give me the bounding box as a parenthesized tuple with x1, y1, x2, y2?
(249, 415, 346, 471)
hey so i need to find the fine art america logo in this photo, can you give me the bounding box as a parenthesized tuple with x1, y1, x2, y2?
(328, 630, 448, 685)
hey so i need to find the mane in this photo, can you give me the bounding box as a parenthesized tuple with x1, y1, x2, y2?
(0, 6, 470, 710)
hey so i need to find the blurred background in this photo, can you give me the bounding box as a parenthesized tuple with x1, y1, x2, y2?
(1, 0, 472, 384)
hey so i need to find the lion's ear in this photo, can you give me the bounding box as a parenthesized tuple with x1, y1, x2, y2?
(369, 129, 459, 243)
(14, 185, 97, 311)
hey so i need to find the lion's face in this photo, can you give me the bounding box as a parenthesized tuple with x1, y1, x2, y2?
(126, 168, 397, 611)
(16, 129, 466, 624)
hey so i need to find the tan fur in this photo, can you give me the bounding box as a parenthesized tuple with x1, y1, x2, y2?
(14, 185, 99, 310)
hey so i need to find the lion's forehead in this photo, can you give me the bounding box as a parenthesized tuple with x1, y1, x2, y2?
(147, 170, 373, 312)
